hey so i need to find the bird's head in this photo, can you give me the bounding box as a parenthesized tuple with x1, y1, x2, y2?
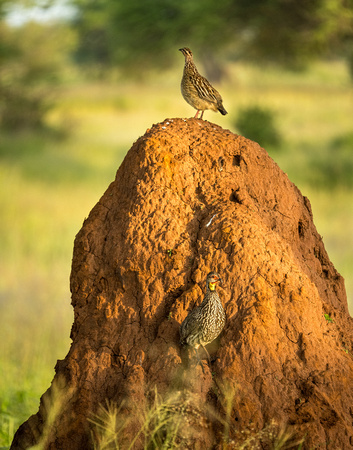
(179, 47, 193, 60)
(206, 272, 222, 291)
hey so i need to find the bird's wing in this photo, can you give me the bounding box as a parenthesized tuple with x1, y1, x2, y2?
(192, 75, 222, 104)
(180, 307, 202, 342)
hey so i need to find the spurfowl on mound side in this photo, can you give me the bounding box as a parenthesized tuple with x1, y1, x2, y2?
(180, 272, 226, 363)
(179, 47, 228, 120)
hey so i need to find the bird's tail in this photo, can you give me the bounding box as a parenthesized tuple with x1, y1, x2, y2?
(218, 105, 228, 115)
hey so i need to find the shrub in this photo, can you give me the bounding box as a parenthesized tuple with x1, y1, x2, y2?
(235, 105, 282, 150)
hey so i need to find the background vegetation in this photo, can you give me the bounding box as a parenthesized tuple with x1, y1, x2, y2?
(0, 0, 352, 447)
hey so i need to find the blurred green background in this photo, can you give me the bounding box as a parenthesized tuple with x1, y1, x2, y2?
(1, 0, 353, 446)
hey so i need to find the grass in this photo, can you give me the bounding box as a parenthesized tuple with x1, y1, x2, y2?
(88, 386, 303, 449)
(0, 60, 352, 447)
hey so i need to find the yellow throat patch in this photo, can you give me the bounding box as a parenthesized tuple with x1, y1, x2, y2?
(209, 282, 216, 291)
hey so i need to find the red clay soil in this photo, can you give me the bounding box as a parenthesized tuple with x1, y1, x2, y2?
(11, 118, 353, 449)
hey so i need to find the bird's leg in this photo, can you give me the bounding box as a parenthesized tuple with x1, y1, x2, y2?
(194, 110, 200, 119)
(201, 344, 211, 364)
(195, 348, 207, 374)
(200, 111, 204, 120)
(189, 346, 207, 374)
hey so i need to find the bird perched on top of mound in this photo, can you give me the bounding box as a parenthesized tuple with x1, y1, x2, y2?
(179, 47, 228, 120)
(180, 271, 226, 364)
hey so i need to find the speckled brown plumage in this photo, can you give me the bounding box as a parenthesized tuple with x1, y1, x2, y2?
(180, 272, 226, 362)
(179, 47, 227, 119)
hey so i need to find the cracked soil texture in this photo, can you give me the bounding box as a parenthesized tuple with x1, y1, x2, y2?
(11, 118, 353, 449)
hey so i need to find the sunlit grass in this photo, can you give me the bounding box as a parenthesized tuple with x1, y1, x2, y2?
(88, 386, 303, 449)
(0, 60, 352, 447)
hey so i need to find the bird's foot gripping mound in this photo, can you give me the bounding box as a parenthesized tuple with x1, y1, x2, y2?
(11, 118, 353, 450)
